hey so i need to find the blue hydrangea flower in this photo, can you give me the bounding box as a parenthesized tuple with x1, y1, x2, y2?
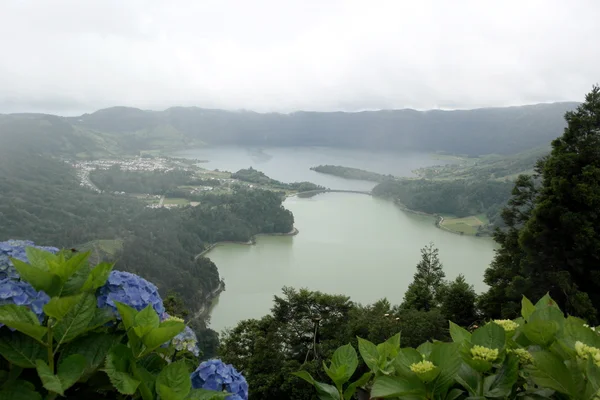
(172, 325, 200, 357)
(0, 240, 59, 280)
(0, 278, 50, 327)
(191, 359, 248, 400)
(96, 271, 165, 317)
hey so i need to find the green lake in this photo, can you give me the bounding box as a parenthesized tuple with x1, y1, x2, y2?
(207, 193, 497, 332)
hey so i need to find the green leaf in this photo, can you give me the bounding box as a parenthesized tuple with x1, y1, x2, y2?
(132, 363, 157, 400)
(530, 306, 565, 328)
(104, 344, 140, 395)
(36, 359, 64, 395)
(24, 247, 55, 270)
(535, 293, 561, 312)
(293, 371, 340, 400)
(455, 363, 480, 396)
(445, 388, 464, 400)
(377, 333, 401, 360)
(527, 351, 576, 397)
(134, 304, 160, 338)
(60, 332, 121, 377)
(429, 342, 461, 397)
(485, 355, 518, 397)
(449, 321, 471, 343)
(357, 337, 379, 371)
(156, 360, 192, 400)
(370, 375, 426, 398)
(0, 330, 46, 368)
(11, 258, 60, 295)
(472, 322, 506, 351)
(393, 348, 423, 370)
(115, 301, 137, 330)
(323, 362, 347, 389)
(86, 307, 115, 330)
(343, 372, 371, 400)
(0, 305, 47, 341)
(522, 296, 536, 321)
(53, 292, 96, 346)
(81, 262, 114, 291)
(56, 354, 87, 392)
(48, 251, 90, 281)
(140, 320, 185, 355)
(330, 344, 358, 383)
(417, 341, 433, 358)
(186, 388, 230, 399)
(0, 379, 43, 400)
(523, 320, 559, 347)
(43, 294, 82, 321)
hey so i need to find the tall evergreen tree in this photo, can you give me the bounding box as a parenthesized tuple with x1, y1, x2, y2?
(402, 242, 445, 311)
(440, 274, 478, 327)
(480, 86, 600, 321)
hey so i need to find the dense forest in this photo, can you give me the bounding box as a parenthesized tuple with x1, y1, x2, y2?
(310, 165, 394, 182)
(231, 167, 325, 192)
(0, 148, 294, 356)
(372, 179, 513, 223)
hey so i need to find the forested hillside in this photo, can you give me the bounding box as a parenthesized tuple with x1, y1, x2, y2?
(1, 102, 577, 157)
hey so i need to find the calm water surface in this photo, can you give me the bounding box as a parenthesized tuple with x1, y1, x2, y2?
(173, 147, 497, 332)
(207, 194, 497, 332)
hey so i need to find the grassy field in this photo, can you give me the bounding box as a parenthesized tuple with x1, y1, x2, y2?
(440, 214, 487, 235)
(77, 239, 124, 264)
(163, 197, 190, 206)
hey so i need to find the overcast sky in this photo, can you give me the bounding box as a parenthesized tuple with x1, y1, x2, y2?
(0, 0, 598, 115)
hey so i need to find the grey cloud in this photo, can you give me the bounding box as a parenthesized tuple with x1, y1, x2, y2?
(0, 0, 599, 114)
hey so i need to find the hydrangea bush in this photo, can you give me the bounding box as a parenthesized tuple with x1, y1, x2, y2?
(295, 294, 600, 399)
(0, 243, 246, 399)
(192, 359, 249, 400)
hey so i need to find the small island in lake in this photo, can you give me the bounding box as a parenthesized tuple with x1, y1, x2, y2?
(310, 164, 395, 182)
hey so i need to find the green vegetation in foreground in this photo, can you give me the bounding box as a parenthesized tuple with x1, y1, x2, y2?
(310, 164, 394, 182)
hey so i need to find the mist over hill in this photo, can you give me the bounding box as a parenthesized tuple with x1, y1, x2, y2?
(1, 102, 578, 157)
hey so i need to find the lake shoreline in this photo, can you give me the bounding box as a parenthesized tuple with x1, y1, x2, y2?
(196, 227, 300, 258)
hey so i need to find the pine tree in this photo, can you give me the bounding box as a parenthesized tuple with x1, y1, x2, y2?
(440, 274, 478, 327)
(402, 243, 445, 311)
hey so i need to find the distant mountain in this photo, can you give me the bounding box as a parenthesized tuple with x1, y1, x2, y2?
(1, 102, 579, 156)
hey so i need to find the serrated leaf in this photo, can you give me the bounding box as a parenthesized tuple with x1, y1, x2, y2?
(0, 304, 47, 341)
(140, 321, 185, 356)
(417, 342, 433, 358)
(343, 372, 371, 400)
(132, 363, 156, 400)
(60, 332, 121, 377)
(156, 360, 192, 400)
(43, 294, 82, 321)
(10, 258, 61, 295)
(57, 354, 87, 392)
(87, 307, 115, 330)
(535, 293, 561, 312)
(134, 304, 160, 338)
(60, 266, 89, 296)
(0, 330, 46, 368)
(293, 371, 340, 400)
(357, 337, 379, 371)
(522, 296, 536, 321)
(81, 262, 114, 291)
(394, 348, 422, 370)
(472, 322, 506, 351)
(48, 251, 90, 281)
(429, 342, 461, 397)
(523, 320, 558, 347)
(0, 379, 43, 400)
(455, 363, 480, 396)
(449, 321, 471, 343)
(527, 351, 576, 397)
(24, 247, 55, 271)
(330, 344, 358, 383)
(371, 375, 426, 398)
(36, 359, 64, 395)
(115, 301, 137, 330)
(53, 292, 96, 346)
(104, 344, 140, 395)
